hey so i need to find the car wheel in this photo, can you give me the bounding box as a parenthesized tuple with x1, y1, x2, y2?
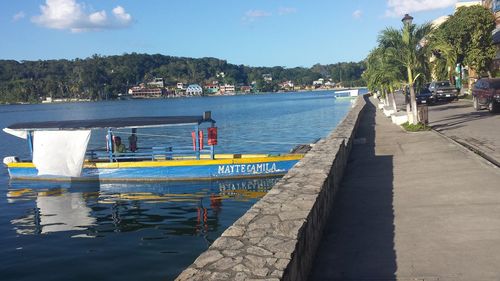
(488, 101, 500, 113)
(473, 97, 481, 111)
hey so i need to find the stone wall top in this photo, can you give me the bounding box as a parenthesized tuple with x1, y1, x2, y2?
(176, 96, 367, 281)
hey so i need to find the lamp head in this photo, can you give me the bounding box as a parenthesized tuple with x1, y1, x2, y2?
(402, 14, 414, 25)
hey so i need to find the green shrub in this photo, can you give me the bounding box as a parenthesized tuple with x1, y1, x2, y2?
(401, 122, 431, 132)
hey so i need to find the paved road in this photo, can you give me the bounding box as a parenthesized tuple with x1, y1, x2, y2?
(309, 98, 500, 281)
(428, 100, 500, 166)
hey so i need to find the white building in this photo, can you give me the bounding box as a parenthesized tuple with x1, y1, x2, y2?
(432, 1, 481, 27)
(147, 78, 164, 88)
(324, 81, 336, 88)
(280, 80, 294, 89)
(432, 15, 449, 28)
(455, 1, 481, 9)
(219, 84, 235, 94)
(186, 84, 203, 96)
(313, 78, 324, 86)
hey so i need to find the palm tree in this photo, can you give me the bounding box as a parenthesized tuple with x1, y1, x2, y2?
(428, 35, 458, 81)
(378, 22, 434, 124)
(364, 47, 403, 111)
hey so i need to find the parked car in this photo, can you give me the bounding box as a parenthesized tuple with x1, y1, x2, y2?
(405, 84, 434, 105)
(416, 84, 435, 105)
(472, 78, 500, 113)
(428, 81, 458, 102)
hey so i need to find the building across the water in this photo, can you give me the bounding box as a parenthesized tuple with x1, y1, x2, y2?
(240, 85, 252, 93)
(186, 84, 203, 96)
(204, 83, 220, 94)
(128, 86, 166, 99)
(219, 84, 235, 95)
(147, 78, 164, 88)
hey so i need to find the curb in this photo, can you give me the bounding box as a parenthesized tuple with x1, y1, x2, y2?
(431, 129, 500, 169)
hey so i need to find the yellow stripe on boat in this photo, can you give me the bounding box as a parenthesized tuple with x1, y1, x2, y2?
(7, 154, 304, 169)
(6, 162, 36, 168)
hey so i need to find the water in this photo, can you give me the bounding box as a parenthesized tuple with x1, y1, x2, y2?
(0, 91, 352, 280)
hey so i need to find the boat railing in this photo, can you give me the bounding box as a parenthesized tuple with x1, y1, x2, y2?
(86, 145, 213, 162)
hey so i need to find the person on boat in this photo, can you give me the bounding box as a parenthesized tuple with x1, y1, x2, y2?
(128, 128, 138, 152)
(113, 136, 127, 153)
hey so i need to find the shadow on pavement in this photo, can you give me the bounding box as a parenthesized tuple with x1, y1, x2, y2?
(308, 99, 396, 280)
(431, 110, 493, 132)
(429, 102, 469, 110)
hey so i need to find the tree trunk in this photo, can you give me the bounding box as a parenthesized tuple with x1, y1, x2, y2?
(389, 85, 397, 112)
(407, 66, 418, 125)
(409, 85, 418, 124)
(383, 89, 389, 106)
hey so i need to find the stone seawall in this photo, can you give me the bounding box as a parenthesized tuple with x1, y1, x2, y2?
(176, 96, 367, 281)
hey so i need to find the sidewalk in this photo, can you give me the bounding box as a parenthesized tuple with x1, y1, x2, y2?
(309, 98, 500, 281)
(428, 100, 500, 167)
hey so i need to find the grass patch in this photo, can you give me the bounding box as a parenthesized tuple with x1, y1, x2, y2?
(401, 122, 431, 132)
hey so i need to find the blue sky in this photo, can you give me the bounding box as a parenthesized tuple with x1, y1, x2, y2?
(0, 0, 459, 67)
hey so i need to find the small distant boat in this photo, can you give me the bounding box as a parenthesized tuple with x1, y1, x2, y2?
(334, 89, 360, 99)
(3, 111, 304, 182)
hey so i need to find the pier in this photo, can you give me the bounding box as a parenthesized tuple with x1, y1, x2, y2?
(175, 96, 500, 280)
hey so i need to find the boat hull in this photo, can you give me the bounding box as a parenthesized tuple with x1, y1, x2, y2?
(6, 155, 302, 182)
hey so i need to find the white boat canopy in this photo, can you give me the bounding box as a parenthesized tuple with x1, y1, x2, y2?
(4, 115, 214, 132)
(2, 114, 216, 178)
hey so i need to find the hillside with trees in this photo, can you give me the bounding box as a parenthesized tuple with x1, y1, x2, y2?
(0, 53, 365, 103)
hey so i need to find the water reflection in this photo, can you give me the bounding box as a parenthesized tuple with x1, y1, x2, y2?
(7, 177, 281, 237)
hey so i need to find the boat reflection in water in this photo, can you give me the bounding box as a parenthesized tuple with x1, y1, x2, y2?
(7, 177, 281, 237)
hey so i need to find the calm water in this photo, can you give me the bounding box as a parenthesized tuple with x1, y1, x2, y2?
(0, 91, 352, 280)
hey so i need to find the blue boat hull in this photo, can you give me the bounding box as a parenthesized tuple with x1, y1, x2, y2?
(6, 156, 302, 181)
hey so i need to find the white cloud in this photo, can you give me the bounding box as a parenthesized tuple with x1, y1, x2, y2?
(385, 0, 457, 17)
(13, 11, 26, 21)
(113, 6, 131, 23)
(278, 7, 297, 16)
(353, 9, 362, 19)
(32, 0, 132, 32)
(89, 11, 107, 25)
(243, 9, 272, 22)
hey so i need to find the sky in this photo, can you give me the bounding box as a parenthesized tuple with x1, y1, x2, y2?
(0, 0, 460, 68)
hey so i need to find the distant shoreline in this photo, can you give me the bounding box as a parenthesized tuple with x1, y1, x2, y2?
(0, 87, 368, 105)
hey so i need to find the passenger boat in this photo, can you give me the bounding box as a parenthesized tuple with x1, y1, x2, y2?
(3, 111, 304, 182)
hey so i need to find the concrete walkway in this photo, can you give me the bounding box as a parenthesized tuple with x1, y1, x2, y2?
(309, 98, 500, 281)
(428, 100, 500, 167)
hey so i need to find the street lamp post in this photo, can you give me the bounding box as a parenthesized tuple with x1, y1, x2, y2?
(401, 13, 420, 125)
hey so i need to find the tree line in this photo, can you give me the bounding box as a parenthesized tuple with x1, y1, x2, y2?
(0, 53, 365, 103)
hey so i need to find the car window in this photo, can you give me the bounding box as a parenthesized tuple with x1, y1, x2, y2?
(436, 81, 451, 87)
(489, 80, 500, 89)
(419, 87, 431, 94)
